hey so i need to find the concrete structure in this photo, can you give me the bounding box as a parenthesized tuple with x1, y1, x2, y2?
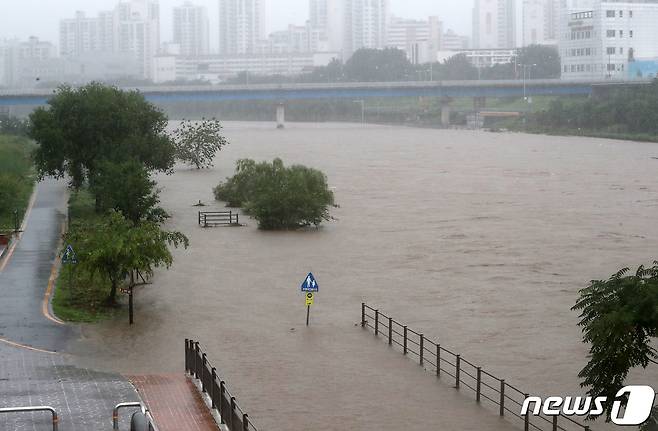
(152, 52, 338, 83)
(58, 1, 160, 80)
(218, 0, 266, 55)
(115, 0, 161, 80)
(560, 0, 658, 80)
(257, 24, 315, 54)
(59, 11, 115, 57)
(173, 2, 210, 56)
(0, 37, 57, 88)
(472, 0, 517, 49)
(441, 29, 471, 50)
(386, 16, 443, 64)
(345, 0, 390, 55)
(522, 0, 560, 46)
(438, 48, 518, 68)
(309, 0, 346, 54)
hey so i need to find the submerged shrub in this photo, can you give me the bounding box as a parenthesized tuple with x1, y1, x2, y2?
(214, 158, 335, 230)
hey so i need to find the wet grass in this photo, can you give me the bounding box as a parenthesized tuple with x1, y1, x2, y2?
(0, 134, 36, 233)
(51, 189, 119, 323)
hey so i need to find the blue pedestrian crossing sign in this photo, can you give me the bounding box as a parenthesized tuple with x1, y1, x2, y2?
(300, 272, 319, 292)
(62, 244, 78, 265)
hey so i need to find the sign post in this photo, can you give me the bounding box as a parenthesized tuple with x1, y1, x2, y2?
(300, 272, 319, 326)
(61, 245, 78, 304)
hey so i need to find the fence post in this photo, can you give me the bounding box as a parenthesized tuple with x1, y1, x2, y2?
(388, 317, 392, 345)
(185, 339, 189, 373)
(198, 212, 201, 226)
(436, 344, 441, 377)
(374, 310, 379, 336)
(194, 342, 200, 379)
(13, 209, 19, 233)
(419, 334, 424, 365)
(552, 415, 558, 431)
(476, 367, 482, 402)
(202, 353, 207, 393)
(219, 381, 226, 423)
(524, 393, 530, 431)
(499, 380, 505, 416)
(236, 213, 239, 225)
(243, 413, 249, 431)
(403, 326, 408, 355)
(361, 303, 365, 327)
(455, 355, 461, 389)
(211, 368, 217, 409)
(230, 397, 236, 429)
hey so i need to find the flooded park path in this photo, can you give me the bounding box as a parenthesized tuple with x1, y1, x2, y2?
(70, 123, 658, 430)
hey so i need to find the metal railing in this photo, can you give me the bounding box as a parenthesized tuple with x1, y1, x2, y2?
(113, 402, 159, 431)
(198, 211, 240, 227)
(361, 303, 593, 431)
(185, 339, 259, 431)
(0, 406, 59, 431)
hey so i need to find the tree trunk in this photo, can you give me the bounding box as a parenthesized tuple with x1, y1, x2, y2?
(107, 279, 118, 305)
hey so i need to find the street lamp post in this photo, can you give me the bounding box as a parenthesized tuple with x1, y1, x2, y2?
(353, 100, 365, 124)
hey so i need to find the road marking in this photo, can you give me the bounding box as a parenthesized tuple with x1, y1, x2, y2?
(0, 336, 60, 355)
(0, 185, 38, 272)
(43, 244, 66, 325)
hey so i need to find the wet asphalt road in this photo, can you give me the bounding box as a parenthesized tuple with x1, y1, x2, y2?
(0, 178, 76, 352)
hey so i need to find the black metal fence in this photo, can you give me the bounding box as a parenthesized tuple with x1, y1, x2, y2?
(185, 339, 259, 431)
(361, 304, 592, 431)
(198, 211, 240, 227)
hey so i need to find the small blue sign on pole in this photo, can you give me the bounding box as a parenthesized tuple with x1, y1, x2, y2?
(62, 244, 78, 265)
(300, 272, 319, 292)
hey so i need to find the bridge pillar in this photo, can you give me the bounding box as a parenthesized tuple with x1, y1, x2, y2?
(276, 103, 285, 129)
(439, 98, 453, 127)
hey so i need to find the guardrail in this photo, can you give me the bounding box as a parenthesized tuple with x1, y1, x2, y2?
(0, 406, 59, 431)
(198, 211, 240, 227)
(361, 303, 592, 431)
(113, 402, 159, 431)
(185, 339, 259, 431)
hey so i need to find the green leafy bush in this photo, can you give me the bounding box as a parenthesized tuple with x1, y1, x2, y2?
(214, 158, 335, 230)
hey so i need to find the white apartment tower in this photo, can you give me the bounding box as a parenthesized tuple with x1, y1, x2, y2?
(473, 0, 517, 48)
(387, 16, 442, 64)
(560, 0, 658, 79)
(115, 0, 161, 79)
(345, 0, 390, 55)
(308, 0, 346, 54)
(522, 0, 560, 46)
(173, 2, 210, 56)
(218, 0, 266, 55)
(59, 11, 115, 57)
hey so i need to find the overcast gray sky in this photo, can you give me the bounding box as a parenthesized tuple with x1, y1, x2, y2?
(0, 0, 474, 49)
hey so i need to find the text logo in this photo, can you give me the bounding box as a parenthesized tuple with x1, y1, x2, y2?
(521, 385, 656, 426)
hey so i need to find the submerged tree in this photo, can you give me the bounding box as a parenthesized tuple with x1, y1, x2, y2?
(173, 118, 229, 169)
(572, 263, 658, 424)
(66, 211, 188, 305)
(29, 83, 175, 192)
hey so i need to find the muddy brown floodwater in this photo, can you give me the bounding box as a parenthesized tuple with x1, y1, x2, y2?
(71, 123, 658, 431)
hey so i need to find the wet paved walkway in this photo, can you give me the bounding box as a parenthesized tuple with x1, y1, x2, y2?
(129, 374, 218, 431)
(0, 343, 140, 430)
(0, 178, 75, 352)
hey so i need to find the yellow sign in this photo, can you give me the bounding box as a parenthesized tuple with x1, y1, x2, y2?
(305, 292, 314, 306)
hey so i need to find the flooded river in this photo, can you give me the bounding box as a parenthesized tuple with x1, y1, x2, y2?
(72, 123, 658, 430)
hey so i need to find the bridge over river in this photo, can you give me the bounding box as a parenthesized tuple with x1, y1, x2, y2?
(0, 79, 648, 127)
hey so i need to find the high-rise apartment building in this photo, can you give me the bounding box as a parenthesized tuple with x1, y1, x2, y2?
(115, 0, 161, 79)
(522, 0, 559, 46)
(387, 16, 442, 64)
(218, 0, 266, 55)
(345, 0, 389, 55)
(472, 0, 517, 48)
(173, 2, 210, 56)
(59, 1, 160, 79)
(560, 0, 658, 80)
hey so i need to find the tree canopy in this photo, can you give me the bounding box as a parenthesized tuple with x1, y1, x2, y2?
(214, 158, 335, 230)
(29, 83, 175, 189)
(343, 48, 413, 82)
(65, 210, 188, 304)
(572, 263, 658, 421)
(173, 118, 229, 169)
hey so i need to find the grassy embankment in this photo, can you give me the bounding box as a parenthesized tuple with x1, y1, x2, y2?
(51, 189, 118, 322)
(0, 134, 36, 234)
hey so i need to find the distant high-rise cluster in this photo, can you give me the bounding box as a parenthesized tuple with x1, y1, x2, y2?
(472, 0, 516, 49)
(174, 1, 210, 56)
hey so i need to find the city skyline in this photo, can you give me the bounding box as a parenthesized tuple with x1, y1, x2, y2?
(0, 0, 470, 50)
